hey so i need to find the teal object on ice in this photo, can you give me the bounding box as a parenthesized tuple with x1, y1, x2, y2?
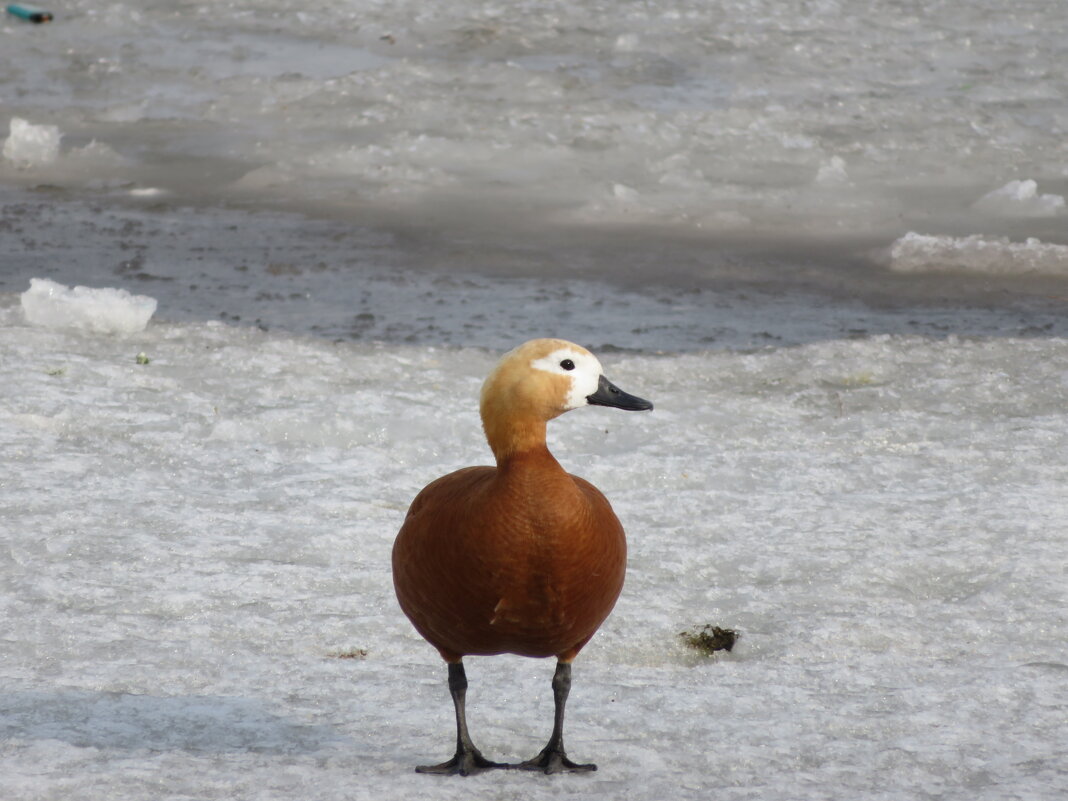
(6, 4, 53, 22)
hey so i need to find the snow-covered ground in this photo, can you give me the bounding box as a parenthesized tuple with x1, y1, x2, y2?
(2, 288, 1066, 799)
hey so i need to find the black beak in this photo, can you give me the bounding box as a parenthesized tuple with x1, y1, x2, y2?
(586, 374, 653, 411)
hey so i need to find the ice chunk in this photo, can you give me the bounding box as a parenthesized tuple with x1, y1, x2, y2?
(815, 156, 849, 185)
(887, 232, 1068, 277)
(2, 117, 61, 167)
(972, 179, 1065, 218)
(20, 278, 158, 334)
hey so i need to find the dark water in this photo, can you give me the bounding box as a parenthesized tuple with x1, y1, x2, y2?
(3, 186, 1067, 352)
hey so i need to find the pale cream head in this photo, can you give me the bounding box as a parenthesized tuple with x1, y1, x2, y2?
(478, 339, 596, 460)
(478, 338, 651, 461)
(480, 338, 599, 422)
(528, 344, 605, 411)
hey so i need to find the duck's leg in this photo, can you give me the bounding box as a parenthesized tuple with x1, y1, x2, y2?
(417, 660, 509, 775)
(517, 660, 597, 773)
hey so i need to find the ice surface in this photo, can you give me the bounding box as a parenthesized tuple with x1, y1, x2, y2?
(973, 180, 1066, 218)
(20, 278, 158, 334)
(1, 300, 1067, 799)
(2, 117, 60, 167)
(2, 0, 1068, 243)
(887, 232, 1068, 277)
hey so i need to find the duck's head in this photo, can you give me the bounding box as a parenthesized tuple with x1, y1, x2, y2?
(480, 338, 652, 460)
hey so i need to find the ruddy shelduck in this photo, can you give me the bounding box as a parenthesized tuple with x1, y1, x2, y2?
(392, 338, 653, 775)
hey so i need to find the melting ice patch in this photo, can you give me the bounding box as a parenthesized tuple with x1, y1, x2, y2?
(814, 156, 850, 186)
(20, 278, 157, 334)
(2, 118, 61, 167)
(973, 180, 1066, 218)
(886, 232, 1068, 277)
(3, 0, 1068, 240)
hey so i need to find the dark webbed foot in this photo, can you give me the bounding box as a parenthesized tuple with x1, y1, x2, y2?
(417, 661, 509, 776)
(417, 748, 510, 776)
(515, 661, 597, 774)
(516, 745, 596, 774)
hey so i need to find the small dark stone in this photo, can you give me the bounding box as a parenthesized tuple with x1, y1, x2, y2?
(679, 625, 738, 655)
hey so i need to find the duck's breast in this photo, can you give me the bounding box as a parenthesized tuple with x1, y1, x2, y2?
(391, 461, 626, 661)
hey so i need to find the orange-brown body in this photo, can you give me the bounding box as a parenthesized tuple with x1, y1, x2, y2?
(392, 446, 626, 663)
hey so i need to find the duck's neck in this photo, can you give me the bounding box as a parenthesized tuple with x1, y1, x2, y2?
(483, 413, 550, 464)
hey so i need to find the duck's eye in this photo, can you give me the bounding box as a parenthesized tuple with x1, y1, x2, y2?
(560, 359, 575, 371)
